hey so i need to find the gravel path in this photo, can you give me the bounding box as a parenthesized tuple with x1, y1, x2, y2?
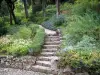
(0, 68, 53, 75)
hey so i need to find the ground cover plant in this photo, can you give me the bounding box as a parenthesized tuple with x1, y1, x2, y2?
(58, 0, 100, 74)
(0, 24, 45, 56)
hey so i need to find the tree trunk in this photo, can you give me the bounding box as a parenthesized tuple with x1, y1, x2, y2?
(31, 0, 35, 13)
(10, 12, 12, 25)
(23, 0, 29, 18)
(42, 0, 46, 17)
(11, 10, 17, 24)
(56, 0, 60, 18)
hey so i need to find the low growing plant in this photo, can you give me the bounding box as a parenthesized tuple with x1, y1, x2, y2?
(58, 50, 100, 75)
(29, 28, 45, 55)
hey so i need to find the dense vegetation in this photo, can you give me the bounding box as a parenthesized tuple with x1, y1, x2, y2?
(0, 0, 100, 74)
(57, 0, 100, 75)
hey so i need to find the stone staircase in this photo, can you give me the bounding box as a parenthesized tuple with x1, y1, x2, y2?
(31, 34, 61, 74)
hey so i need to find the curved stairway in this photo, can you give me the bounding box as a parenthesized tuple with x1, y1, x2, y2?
(31, 33, 61, 74)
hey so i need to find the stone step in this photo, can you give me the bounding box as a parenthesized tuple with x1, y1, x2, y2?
(32, 65, 52, 74)
(45, 38, 60, 41)
(46, 36, 59, 38)
(42, 49, 57, 52)
(43, 45, 59, 49)
(45, 41, 60, 45)
(46, 34, 58, 36)
(38, 56, 59, 61)
(36, 61, 51, 67)
(41, 52, 56, 56)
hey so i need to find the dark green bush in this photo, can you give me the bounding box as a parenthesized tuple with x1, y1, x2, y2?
(42, 20, 57, 31)
(72, 0, 100, 15)
(0, 18, 7, 36)
(29, 28, 45, 55)
(32, 4, 42, 13)
(50, 14, 65, 26)
(8, 25, 21, 35)
(13, 26, 32, 39)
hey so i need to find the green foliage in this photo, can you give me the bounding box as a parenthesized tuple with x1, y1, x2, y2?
(58, 50, 100, 75)
(0, 35, 11, 54)
(42, 20, 57, 31)
(59, 0, 100, 74)
(32, 4, 42, 13)
(15, 0, 24, 13)
(0, 23, 45, 56)
(61, 3, 72, 11)
(63, 34, 80, 47)
(42, 14, 65, 31)
(75, 35, 96, 50)
(29, 28, 45, 55)
(66, 11, 100, 42)
(29, 5, 56, 24)
(0, 17, 7, 36)
(0, 0, 9, 16)
(13, 26, 32, 39)
(8, 25, 20, 35)
(28, 24, 39, 37)
(50, 14, 65, 26)
(7, 39, 32, 56)
(72, 0, 100, 15)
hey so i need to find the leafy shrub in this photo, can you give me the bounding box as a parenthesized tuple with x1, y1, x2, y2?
(28, 24, 39, 37)
(13, 26, 32, 39)
(0, 35, 11, 54)
(0, 18, 7, 36)
(61, 3, 72, 11)
(62, 34, 80, 47)
(29, 28, 45, 55)
(58, 50, 100, 75)
(8, 25, 20, 35)
(42, 20, 57, 31)
(7, 39, 32, 56)
(72, 0, 100, 15)
(50, 14, 65, 26)
(75, 35, 96, 50)
(66, 11, 100, 42)
(32, 4, 42, 13)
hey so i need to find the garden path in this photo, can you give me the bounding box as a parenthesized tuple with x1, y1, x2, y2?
(0, 26, 61, 75)
(31, 25, 61, 74)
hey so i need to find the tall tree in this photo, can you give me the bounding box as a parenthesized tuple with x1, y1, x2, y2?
(42, 0, 47, 17)
(5, 0, 18, 24)
(31, 0, 34, 13)
(56, 0, 60, 17)
(23, 0, 29, 18)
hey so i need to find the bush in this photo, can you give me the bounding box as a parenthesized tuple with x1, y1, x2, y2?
(58, 50, 100, 75)
(32, 4, 42, 13)
(42, 20, 57, 31)
(75, 35, 96, 50)
(0, 18, 7, 36)
(72, 0, 100, 15)
(0, 35, 11, 54)
(66, 11, 100, 42)
(13, 26, 32, 39)
(7, 39, 32, 56)
(28, 24, 39, 38)
(50, 14, 65, 26)
(62, 34, 80, 47)
(29, 28, 45, 55)
(8, 25, 20, 35)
